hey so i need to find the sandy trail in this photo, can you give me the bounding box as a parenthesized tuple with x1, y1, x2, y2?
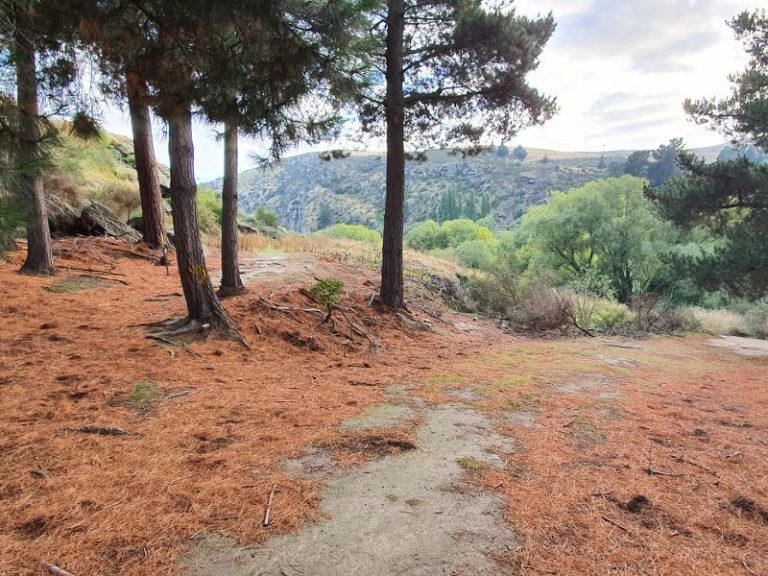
(187, 398, 516, 576)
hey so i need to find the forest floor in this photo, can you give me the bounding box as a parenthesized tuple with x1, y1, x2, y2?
(1, 238, 767, 576)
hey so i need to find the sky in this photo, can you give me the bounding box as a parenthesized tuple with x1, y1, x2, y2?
(100, 0, 758, 181)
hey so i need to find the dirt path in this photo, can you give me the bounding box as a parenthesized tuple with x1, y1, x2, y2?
(187, 392, 516, 576)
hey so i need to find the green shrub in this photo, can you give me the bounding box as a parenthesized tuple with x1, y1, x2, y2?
(745, 298, 768, 338)
(0, 195, 28, 253)
(406, 218, 496, 251)
(462, 268, 521, 316)
(592, 299, 634, 330)
(197, 187, 222, 233)
(455, 239, 497, 270)
(255, 206, 279, 228)
(321, 223, 381, 244)
(309, 278, 344, 304)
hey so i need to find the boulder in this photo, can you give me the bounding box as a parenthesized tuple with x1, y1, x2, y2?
(45, 193, 80, 236)
(79, 202, 142, 242)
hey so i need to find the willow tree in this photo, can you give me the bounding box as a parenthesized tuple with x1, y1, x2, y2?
(359, 0, 556, 307)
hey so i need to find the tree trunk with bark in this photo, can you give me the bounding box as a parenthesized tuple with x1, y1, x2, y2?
(14, 4, 54, 274)
(380, 0, 406, 309)
(219, 118, 244, 295)
(167, 105, 228, 325)
(126, 70, 166, 248)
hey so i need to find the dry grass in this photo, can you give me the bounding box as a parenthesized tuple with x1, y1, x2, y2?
(690, 307, 748, 336)
(216, 231, 473, 281)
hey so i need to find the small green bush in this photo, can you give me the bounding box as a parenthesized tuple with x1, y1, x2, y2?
(321, 223, 381, 244)
(309, 278, 344, 304)
(592, 300, 634, 330)
(745, 298, 768, 338)
(197, 187, 222, 233)
(255, 206, 279, 228)
(455, 239, 497, 270)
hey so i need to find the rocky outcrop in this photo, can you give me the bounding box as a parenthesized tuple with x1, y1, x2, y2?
(46, 196, 142, 242)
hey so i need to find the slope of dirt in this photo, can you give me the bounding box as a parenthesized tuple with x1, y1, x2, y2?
(1, 238, 767, 576)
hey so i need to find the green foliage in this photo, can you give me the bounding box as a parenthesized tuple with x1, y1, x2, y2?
(651, 154, 768, 299)
(308, 278, 344, 304)
(745, 298, 768, 338)
(320, 223, 381, 244)
(406, 218, 495, 251)
(512, 145, 528, 161)
(255, 207, 279, 228)
(0, 195, 29, 240)
(454, 239, 497, 270)
(197, 187, 222, 233)
(317, 202, 334, 229)
(517, 176, 672, 303)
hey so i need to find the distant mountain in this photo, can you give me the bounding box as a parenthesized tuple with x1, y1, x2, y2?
(208, 144, 728, 233)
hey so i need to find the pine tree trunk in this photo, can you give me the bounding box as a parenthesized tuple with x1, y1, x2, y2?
(380, 0, 406, 309)
(14, 4, 54, 274)
(126, 70, 166, 248)
(219, 118, 244, 295)
(167, 105, 228, 324)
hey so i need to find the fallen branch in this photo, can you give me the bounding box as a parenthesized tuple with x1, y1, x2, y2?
(62, 265, 124, 276)
(77, 425, 132, 436)
(263, 484, 276, 527)
(601, 516, 632, 534)
(45, 564, 74, 576)
(670, 454, 717, 476)
(146, 334, 202, 357)
(645, 467, 684, 478)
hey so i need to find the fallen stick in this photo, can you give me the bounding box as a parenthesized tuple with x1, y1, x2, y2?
(63, 265, 125, 276)
(78, 425, 132, 436)
(670, 454, 717, 476)
(645, 467, 684, 478)
(263, 485, 276, 527)
(146, 334, 202, 357)
(601, 516, 632, 534)
(45, 564, 74, 576)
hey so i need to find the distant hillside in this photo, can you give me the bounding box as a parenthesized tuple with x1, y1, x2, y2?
(210, 144, 727, 233)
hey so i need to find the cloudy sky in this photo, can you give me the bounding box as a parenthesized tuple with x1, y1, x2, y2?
(101, 0, 757, 181)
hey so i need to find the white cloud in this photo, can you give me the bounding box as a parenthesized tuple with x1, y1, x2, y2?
(512, 0, 757, 151)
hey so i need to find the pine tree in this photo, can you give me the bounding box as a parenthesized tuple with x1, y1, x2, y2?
(357, 0, 556, 307)
(5, 1, 54, 274)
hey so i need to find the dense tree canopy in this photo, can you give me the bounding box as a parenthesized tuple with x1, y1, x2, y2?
(517, 176, 671, 303)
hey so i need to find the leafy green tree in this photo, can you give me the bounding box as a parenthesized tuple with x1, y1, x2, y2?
(517, 176, 671, 303)
(358, 0, 556, 307)
(317, 202, 335, 230)
(495, 144, 509, 157)
(405, 218, 494, 250)
(255, 207, 279, 228)
(480, 194, 492, 217)
(462, 192, 477, 220)
(512, 145, 528, 161)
